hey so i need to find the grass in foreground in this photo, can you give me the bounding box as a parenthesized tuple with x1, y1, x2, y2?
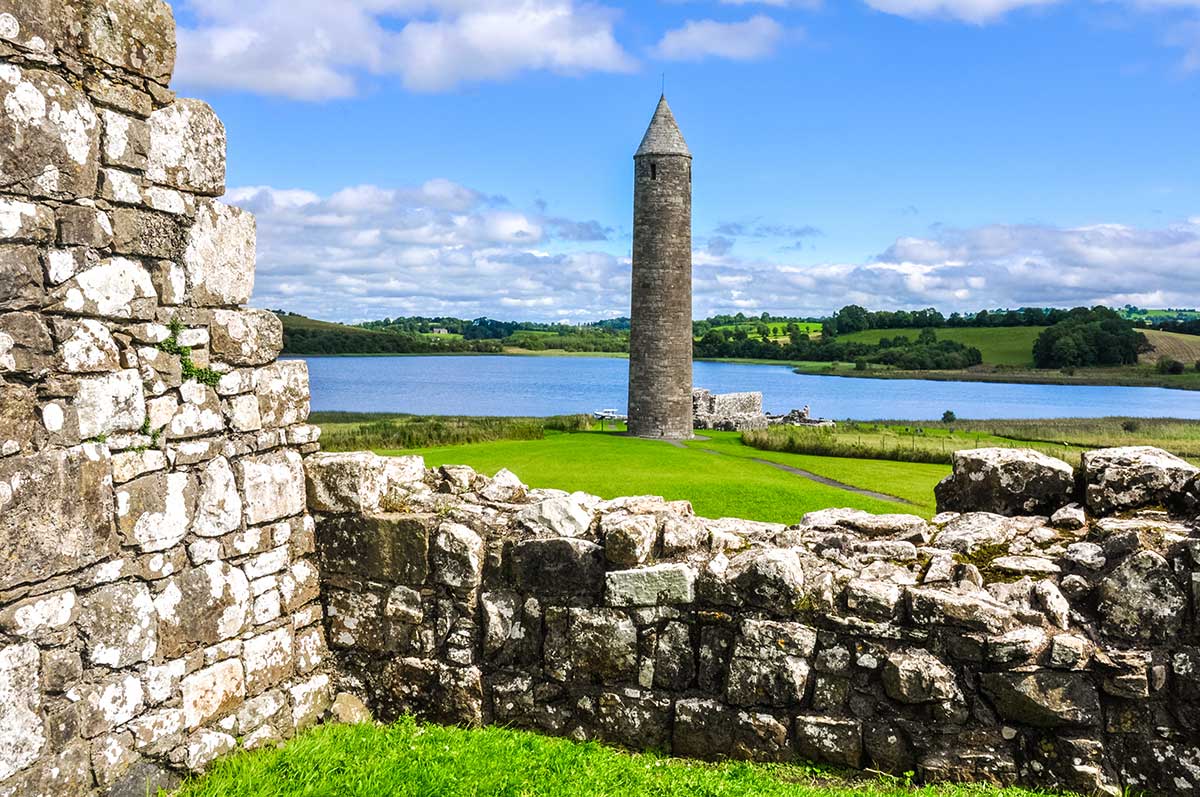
(173, 719, 1055, 797)
(400, 428, 937, 521)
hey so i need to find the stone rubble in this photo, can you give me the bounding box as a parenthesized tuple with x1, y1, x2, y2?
(308, 447, 1200, 797)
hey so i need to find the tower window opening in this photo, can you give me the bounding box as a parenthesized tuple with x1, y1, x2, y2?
(651, 162, 657, 180)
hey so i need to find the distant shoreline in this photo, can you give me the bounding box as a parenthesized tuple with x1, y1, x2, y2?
(285, 349, 1200, 391)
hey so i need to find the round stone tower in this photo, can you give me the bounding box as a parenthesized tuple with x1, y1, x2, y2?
(628, 95, 694, 439)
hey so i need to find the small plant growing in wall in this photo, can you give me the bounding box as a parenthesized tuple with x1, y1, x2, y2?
(159, 317, 222, 387)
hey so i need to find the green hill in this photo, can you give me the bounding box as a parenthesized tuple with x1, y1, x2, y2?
(838, 326, 1046, 366)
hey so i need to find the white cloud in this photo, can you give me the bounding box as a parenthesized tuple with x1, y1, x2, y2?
(231, 178, 1200, 321)
(861, 0, 1062, 23)
(654, 15, 787, 61)
(175, 0, 636, 99)
(229, 180, 628, 321)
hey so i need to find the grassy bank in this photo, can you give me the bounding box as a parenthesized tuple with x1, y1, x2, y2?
(173, 718, 1054, 797)
(788, 361, 1200, 390)
(744, 417, 1200, 466)
(313, 413, 593, 451)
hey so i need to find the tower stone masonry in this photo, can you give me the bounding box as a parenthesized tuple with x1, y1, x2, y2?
(628, 95, 693, 439)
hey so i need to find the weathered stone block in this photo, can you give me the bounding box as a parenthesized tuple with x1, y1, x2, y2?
(290, 673, 333, 731)
(243, 626, 294, 695)
(110, 206, 183, 259)
(157, 561, 251, 657)
(726, 619, 814, 707)
(516, 494, 594, 537)
(305, 451, 387, 514)
(210, 308, 282, 366)
(0, 589, 76, 638)
(49, 257, 157, 319)
(673, 698, 791, 762)
(1082, 446, 1200, 515)
(1097, 550, 1186, 642)
(56, 203, 112, 248)
(184, 199, 256, 306)
(431, 522, 484, 589)
(81, 0, 176, 84)
(78, 581, 157, 667)
(147, 98, 225, 195)
(326, 588, 385, 651)
(52, 317, 119, 373)
(512, 537, 605, 596)
(169, 380, 224, 438)
(0, 739, 91, 797)
(0, 244, 43, 310)
(0, 643, 45, 780)
(567, 608, 637, 683)
(606, 563, 696, 607)
(980, 671, 1101, 728)
(935, 447, 1076, 516)
(726, 548, 806, 610)
(192, 455, 242, 537)
(237, 448, 305, 525)
(0, 379, 42, 452)
(116, 469, 196, 552)
(794, 715, 862, 769)
(76, 671, 144, 738)
(882, 650, 961, 704)
(0, 64, 100, 199)
(0, 197, 55, 242)
(0, 310, 52, 373)
(101, 108, 150, 170)
(76, 367, 145, 438)
(603, 512, 657, 567)
(181, 659, 244, 730)
(0, 445, 115, 590)
(317, 513, 431, 584)
(596, 691, 671, 751)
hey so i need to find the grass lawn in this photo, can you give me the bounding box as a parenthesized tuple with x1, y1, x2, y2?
(837, 327, 1046, 367)
(393, 428, 945, 521)
(173, 719, 1054, 797)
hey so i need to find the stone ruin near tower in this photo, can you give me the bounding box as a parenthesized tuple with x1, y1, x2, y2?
(3, 3, 1200, 795)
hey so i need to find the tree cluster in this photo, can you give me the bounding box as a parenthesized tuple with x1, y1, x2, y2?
(1032, 307, 1148, 369)
(694, 326, 982, 370)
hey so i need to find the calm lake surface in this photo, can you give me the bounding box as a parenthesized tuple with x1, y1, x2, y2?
(298, 355, 1200, 421)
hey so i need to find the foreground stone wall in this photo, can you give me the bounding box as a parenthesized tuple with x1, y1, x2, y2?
(309, 448, 1200, 796)
(0, 3, 330, 794)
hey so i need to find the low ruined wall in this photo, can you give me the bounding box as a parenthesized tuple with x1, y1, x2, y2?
(1, 3, 330, 794)
(309, 448, 1200, 797)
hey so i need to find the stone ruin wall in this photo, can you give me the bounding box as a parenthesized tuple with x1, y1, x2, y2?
(306, 446, 1200, 797)
(3, 3, 1200, 796)
(0, 2, 330, 794)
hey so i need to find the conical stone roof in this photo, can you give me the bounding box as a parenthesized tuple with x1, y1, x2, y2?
(635, 95, 691, 158)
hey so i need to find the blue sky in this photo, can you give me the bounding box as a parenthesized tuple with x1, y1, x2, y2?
(168, 0, 1200, 322)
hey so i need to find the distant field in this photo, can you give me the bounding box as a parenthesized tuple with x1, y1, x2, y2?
(705, 321, 823, 343)
(838, 326, 1046, 366)
(1142, 329, 1200, 365)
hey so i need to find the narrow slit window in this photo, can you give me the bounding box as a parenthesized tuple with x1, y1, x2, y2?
(651, 162, 657, 180)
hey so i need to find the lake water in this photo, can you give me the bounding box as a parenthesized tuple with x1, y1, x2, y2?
(296, 355, 1200, 421)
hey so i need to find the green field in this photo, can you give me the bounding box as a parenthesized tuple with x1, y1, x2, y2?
(838, 326, 1046, 366)
(175, 719, 1052, 797)
(385, 427, 945, 520)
